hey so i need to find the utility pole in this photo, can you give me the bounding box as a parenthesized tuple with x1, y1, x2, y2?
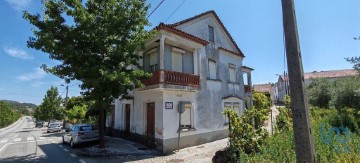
(62, 85, 68, 128)
(281, 0, 316, 162)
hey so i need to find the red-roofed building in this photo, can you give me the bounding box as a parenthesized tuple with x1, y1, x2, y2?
(276, 69, 358, 102)
(109, 10, 254, 154)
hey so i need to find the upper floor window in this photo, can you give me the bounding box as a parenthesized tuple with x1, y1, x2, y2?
(149, 52, 157, 73)
(208, 59, 217, 79)
(208, 26, 214, 42)
(229, 64, 236, 83)
(172, 48, 185, 72)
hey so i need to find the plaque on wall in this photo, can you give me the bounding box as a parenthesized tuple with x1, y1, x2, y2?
(165, 102, 173, 109)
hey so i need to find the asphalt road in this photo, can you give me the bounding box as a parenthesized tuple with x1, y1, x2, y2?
(0, 116, 87, 163)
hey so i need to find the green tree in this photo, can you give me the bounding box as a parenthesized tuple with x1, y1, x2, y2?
(0, 101, 21, 128)
(23, 0, 152, 147)
(39, 86, 63, 122)
(346, 57, 360, 73)
(307, 78, 331, 108)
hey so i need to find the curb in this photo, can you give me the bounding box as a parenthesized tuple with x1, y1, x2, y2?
(0, 116, 23, 132)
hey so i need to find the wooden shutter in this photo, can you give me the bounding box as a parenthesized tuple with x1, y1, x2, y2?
(172, 51, 183, 72)
(209, 60, 216, 79)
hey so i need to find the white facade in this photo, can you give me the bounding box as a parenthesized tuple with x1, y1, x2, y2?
(109, 11, 252, 153)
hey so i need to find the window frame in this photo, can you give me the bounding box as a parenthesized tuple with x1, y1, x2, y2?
(180, 104, 194, 130)
(229, 64, 236, 83)
(208, 59, 217, 80)
(208, 26, 215, 42)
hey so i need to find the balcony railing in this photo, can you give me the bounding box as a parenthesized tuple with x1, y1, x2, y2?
(142, 69, 200, 87)
(244, 85, 251, 93)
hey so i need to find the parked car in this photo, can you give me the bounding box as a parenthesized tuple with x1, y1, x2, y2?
(35, 121, 44, 128)
(43, 122, 49, 127)
(62, 124, 99, 148)
(47, 123, 62, 133)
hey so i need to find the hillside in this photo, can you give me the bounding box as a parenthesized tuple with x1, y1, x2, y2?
(0, 100, 37, 115)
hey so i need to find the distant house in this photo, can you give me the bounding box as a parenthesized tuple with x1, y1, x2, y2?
(253, 83, 273, 103)
(106, 10, 254, 154)
(275, 69, 358, 102)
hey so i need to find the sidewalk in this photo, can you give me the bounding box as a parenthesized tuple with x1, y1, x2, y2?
(0, 117, 23, 132)
(78, 136, 228, 163)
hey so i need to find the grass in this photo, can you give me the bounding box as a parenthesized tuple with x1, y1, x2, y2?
(240, 108, 360, 162)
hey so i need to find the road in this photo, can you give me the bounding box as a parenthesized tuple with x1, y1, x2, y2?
(0, 116, 86, 163)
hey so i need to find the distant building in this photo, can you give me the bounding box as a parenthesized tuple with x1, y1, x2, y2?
(275, 69, 358, 103)
(253, 83, 274, 103)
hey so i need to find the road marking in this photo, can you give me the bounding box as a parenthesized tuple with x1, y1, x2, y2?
(27, 137, 35, 141)
(14, 138, 21, 142)
(49, 139, 53, 141)
(39, 137, 45, 140)
(58, 145, 63, 148)
(0, 139, 9, 143)
(79, 159, 86, 163)
(64, 149, 69, 152)
(70, 153, 76, 157)
(0, 144, 8, 152)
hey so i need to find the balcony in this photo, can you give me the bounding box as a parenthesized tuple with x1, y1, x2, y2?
(142, 69, 200, 87)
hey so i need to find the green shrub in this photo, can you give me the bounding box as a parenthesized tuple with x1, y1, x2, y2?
(224, 107, 269, 161)
(285, 95, 291, 109)
(0, 101, 21, 128)
(276, 106, 292, 133)
(307, 78, 332, 108)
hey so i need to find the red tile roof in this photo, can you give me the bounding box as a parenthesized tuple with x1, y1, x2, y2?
(279, 69, 358, 81)
(254, 84, 272, 93)
(155, 23, 209, 46)
(169, 10, 245, 58)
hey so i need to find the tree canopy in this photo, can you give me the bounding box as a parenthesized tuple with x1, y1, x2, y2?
(34, 86, 63, 121)
(23, 0, 152, 147)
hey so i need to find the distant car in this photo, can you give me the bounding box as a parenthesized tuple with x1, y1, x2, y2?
(47, 123, 62, 133)
(62, 124, 99, 148)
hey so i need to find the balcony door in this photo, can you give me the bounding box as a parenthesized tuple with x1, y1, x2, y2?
(172, 48, 185, 72)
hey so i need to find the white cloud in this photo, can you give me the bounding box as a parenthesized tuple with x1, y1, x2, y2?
(16, 68, 46, 81)
(4, 47, 33, 60)
(6, 0, 31, 11)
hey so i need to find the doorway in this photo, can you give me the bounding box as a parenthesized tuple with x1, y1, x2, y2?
(146, 103, 155, 147)
(124, 104, 131, 137)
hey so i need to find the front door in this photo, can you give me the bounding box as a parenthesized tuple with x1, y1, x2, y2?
(125, 104, 131, 137)
(146, 103, 155, 147)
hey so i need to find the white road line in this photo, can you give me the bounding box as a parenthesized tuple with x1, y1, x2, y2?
(58, 145, 63, 148)
(49, 139, 53, 141)
(64, 149, 69, 152)
(14, 138, 22, 142)
(39, 137, 45, 140)
(27, 137, 35, 141)
(70, 153, 76, 157)
(79, 159, 86, 163)
(0, 139, 9, 143)
(0, 144, 8, 152)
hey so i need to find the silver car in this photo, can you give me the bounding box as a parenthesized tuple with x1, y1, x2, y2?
(47, 123, 62, 133)
(62, 124, 99, 148)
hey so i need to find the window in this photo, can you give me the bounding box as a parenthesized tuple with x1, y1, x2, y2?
(149, 52, 157, 72)
(223, 101, 242, 125)
(208, 26, 214, 42)
(208, 59, 217, 79)
(229, 64, 236, 83)
(172, 50, 183, 72)
(181, 104, 192, 129)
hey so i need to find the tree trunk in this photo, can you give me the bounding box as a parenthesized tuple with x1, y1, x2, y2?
(98, 106, 105, 148)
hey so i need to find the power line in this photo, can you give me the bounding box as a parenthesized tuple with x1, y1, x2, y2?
(165, 0, 186, 23)
(148, 0, 165, 18)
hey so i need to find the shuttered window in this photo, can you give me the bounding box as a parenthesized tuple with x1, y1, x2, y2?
(208, 26, 214, 42)
(181, 105, 192, 128)
(172, 51, 183, 72)
(149, 52, 157, 72)
(223, 101, 243, 124)
(229, 67, 236, 82)
(209, 60, 217, 79)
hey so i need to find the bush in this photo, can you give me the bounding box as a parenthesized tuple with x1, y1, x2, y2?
(224, 107, 269, 161)
(0, 101, 21, 128)
(307, 78, 332, 108)
(276, 107, 292, 133)
(330, 76, 360, 110)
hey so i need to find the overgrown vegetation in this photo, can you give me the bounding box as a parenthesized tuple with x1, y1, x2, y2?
(0, 101, 21, 128)
(306, 76, 360, 110)
(34, 86, 63, 122)
(64, 96, 96, 124)
(224, 92, 270, 162)
(241, 108, 360, 162)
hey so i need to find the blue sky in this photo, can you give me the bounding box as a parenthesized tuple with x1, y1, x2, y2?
(0, 0, 359, 105)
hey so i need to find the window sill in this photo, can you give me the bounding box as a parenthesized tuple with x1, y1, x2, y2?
(179, 128, 196, 133)
(207, 78, 222, 82)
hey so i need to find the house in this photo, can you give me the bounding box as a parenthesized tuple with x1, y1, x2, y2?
(253, 83, 273, 103)
(106, 10, 253, 154)
(275, 69, 357, 102)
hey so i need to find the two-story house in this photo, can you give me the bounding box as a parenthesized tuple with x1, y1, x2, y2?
(108, 10, 253, 154)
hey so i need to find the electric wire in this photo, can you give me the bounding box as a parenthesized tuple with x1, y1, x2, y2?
(165, 0, 187, 23)
(147, 0, 165, 18)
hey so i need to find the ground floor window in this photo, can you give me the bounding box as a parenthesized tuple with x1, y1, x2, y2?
(180, 104, 193, 129)
(223, 98, 243, 125)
